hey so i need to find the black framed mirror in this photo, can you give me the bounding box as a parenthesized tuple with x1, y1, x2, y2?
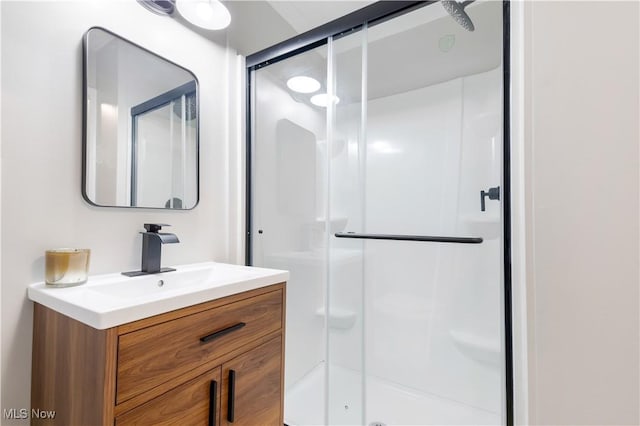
(82, 27, 199, 209)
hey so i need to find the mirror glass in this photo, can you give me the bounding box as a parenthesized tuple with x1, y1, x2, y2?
(83, 27, 199, 209)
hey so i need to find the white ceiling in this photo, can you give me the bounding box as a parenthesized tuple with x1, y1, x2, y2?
(267, 1, 374, 35)
(224, 0, 374, 56)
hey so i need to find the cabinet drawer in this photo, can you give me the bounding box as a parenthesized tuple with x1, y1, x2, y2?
(116, 289, 282, 404)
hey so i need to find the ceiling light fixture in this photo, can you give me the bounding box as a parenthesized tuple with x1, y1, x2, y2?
(175, 0, 231, 30)
(286, 76, 321, 94)
(310, 93, 340, 108)
(137, 0, 175, 15)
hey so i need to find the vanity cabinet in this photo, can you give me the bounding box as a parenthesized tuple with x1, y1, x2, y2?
(31, 283, 285, 426)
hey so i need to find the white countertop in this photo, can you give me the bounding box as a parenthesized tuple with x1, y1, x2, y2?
(27, 262, 289, 330)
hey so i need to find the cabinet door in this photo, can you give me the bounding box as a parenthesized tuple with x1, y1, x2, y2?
(221, 336, 283, 426)
(116, 367, 221, 426)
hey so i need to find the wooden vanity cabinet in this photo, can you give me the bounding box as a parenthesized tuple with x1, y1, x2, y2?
(31, 283, 285, 426)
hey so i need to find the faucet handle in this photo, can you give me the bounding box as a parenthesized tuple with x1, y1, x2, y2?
(144, 223, 171, 233)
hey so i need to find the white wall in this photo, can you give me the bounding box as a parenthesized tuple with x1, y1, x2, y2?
(0, 0, 3, 413)
(0, 0, 238, 419)
(523, 1, 639, 424)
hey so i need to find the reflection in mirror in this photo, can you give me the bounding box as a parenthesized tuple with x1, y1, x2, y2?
(83, 27, 199, 209)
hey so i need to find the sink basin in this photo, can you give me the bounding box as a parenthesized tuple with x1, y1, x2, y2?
(28, 262, 289, 329)
(88, 264, 266, 301)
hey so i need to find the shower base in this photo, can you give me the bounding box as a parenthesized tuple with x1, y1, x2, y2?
(285, 363, 500, 426)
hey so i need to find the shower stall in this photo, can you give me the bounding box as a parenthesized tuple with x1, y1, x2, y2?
(247, 1, 510, 424)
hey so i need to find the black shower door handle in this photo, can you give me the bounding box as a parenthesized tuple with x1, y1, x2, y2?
(335, 232, 482, 244)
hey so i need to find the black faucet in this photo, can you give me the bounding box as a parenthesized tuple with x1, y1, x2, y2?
(122, 223, 180, 277)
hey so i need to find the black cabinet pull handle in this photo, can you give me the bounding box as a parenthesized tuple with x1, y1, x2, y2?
(200, 322, 246, 343)
(209, 380, 217, 426)
(227, 370, 236, 423)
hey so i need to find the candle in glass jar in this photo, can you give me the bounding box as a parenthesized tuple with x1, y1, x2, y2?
(45, 249, 91, 287)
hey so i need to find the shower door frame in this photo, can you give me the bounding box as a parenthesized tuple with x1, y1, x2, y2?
(244, 1, 514, 424)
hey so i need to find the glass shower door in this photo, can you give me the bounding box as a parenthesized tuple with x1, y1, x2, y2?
(327, 2, 505, 424)
(250, 1, 506, 424)
(250, 45, 330, 426)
